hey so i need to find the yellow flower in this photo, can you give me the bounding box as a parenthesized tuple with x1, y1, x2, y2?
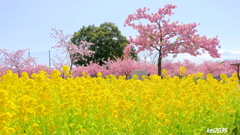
(0, 112, 12, 123)
(157, 112, 166, 120)
(31, 73, 38, 79)
(179, 66, 186, 76)
(0, 89, 9, 108)
(174, 111, 179, 116)
(82, 71, 86, 77)
(162, 69, 168, 76)
(62, 65, 70, 75)
(80, 128, 87, 133)
(157, 122, 162, 126)
(34, 131, 42, 135)
(197, 72, 204, 78)
(36, 105, 46, 116)
(97, 72, 102, 77)
(48, 125, 56, 131)
(142, 75, 146, 79)
(165, 119, 171, 125)
(21, 72, 29, 78)
(32, 123, 39, 130)
(230, 110, 236, 114)
(206, 73, 213, 79)
(220, 73, 228, 80)
(6, 70, 13, 74)
(6, 127, 15, 134)
(118, 100, 126, 109)
(0, 66, 239, 134)
(232, 73, 237, 77)
(132, 74, 138, 79)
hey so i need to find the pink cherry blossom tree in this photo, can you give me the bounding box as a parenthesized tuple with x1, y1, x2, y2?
(124, 4, 221, 76)
(107, 58, 137, 77)
(106, 44, 136, 77)
(86, 62, 109, 77)
(50, 28, 95, 71)
(22, 64, 53, 76)
(181, 59, 197, 75)
(51, 54, 71, 71)
(123, 44, 134, 58)
(0, 49, 36, 76)
(105, 44, 157, 78)
(220, 60, 240, 76)
(197, 61, 222, 77)
(0, 62, 7, 77)
(162, 60, 181, 76)
(71, 62, 109, 78)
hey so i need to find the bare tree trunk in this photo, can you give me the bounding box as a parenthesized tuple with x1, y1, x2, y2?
(69, 53, 75, 72)
(70, 58, 73, 72)
(15, 65, 21, 77)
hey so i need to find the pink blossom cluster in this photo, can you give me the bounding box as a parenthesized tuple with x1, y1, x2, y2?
(0, 48, 239, 78)
(123, 44, 134, 58)
(162, 59, 239, 77)
(50, 28, 94, 70)
(69, 59, 240, 78)
(0, 49, 40, 76)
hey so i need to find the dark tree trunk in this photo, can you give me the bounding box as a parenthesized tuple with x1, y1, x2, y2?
(157, 50, 162, 77)
(157, 46, 163, 78)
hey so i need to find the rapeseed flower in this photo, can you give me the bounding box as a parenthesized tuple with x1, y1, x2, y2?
(0, 67, 239, 134)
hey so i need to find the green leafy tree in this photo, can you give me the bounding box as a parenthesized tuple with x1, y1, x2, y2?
(71, 22, 137, 66)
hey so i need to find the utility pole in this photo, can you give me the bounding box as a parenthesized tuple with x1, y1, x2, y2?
(49, 50, 51, 68)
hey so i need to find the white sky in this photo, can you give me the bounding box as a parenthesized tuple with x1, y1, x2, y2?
(1, 0, 240, 65)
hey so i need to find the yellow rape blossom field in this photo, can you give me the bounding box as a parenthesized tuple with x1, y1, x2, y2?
(0, 67, 239, 135)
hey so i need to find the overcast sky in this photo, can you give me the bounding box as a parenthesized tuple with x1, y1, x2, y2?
(1, 0, 240, 65)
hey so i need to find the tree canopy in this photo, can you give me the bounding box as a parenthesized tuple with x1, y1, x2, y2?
(71, 22, 137, 66)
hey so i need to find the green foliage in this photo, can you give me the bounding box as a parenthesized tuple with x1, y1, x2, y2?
(71, 22, 137, 66)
